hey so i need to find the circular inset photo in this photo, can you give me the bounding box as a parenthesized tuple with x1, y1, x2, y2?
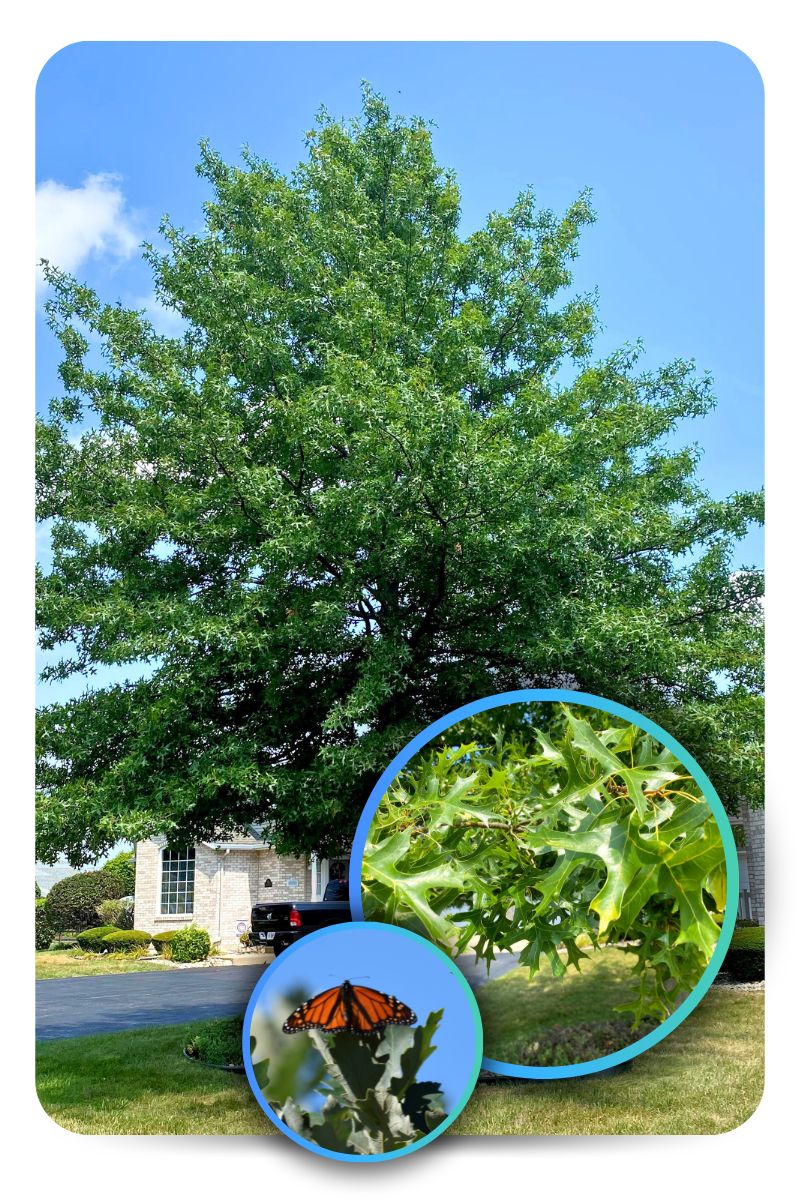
(350, 690, 738, 1079)
(243, 922, 482, 1159)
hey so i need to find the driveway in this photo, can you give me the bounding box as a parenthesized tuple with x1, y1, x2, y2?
(454, 950, 521, 989)
(37, 951, 521, 1041)
(36, 964, 269, 1040)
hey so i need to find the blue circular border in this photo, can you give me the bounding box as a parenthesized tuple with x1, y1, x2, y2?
(348, 688, 739, 1080)
(242, 921, 484, 1160)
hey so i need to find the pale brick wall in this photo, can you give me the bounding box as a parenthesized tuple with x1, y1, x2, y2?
(134, 838, 313, 951)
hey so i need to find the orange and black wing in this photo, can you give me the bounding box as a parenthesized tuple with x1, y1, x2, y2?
(282, 985, 345, 1033)
(347, 985, 416, 1033)
(283, 982, 417, 1034)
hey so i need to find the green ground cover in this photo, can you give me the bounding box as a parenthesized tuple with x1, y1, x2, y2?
(36, 989, 762, 1136)
(476, 947, 644, 1060)
(36, 950, 174, 980)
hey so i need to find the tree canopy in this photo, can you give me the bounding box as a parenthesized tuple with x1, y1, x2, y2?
(36, 87, 763, 866)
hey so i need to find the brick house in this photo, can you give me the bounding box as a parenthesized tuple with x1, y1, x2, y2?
(133, 828, 350, 951)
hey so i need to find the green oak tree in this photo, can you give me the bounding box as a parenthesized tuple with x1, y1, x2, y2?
(36, 87, 763, 866)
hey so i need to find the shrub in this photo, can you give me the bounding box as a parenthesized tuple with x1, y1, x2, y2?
(35, 879, 41, 899)
(151, 931, 178, 955)
(735, 917, 758, 929)
(76, 925, 120, 953)
(724, 925, 764, 981)
(36, 903, 55, 950)
(44, 870, 127, 932)
(101, 929, 152, 952)
(186, 1016, 244, 1065)
(102, 850, 136, 896)
(171, 924, 211, 963)
(95, 897, 135, 929)
(499, 1019, 659, 1068)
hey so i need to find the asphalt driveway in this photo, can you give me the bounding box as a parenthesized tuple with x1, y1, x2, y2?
(36, 964, 269, 1040)
(454, 951, 521, 990)
(36, 951, 521, 1041)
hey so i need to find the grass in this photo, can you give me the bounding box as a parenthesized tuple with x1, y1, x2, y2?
(36, 950, 174, 980)
(36, 1022, 276, 1135)
(476, 947, 645, 1060)
(450, 988, 764, 1135)
(36, 989, 763, 1136)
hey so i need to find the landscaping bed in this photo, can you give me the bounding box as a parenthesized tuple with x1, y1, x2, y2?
(36, 950, 175, 980)
(184, 1015, 245, 1070)
(474, 946, 651, 1061)
(496, 1017, 659, 1068)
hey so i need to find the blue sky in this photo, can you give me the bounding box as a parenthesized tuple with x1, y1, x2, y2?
(249, 923, 479, 1112)
(36, 40, 764, 712)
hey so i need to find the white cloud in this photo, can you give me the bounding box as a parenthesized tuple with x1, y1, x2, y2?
(132, 293, 189, 337)
(36, 172, 141, 291)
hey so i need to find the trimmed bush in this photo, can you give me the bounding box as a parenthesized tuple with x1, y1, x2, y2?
(35, 879, 42, 899)
(101, 929, 152, 952)
(44, 870, 127, 933)
(96, 897, 135, 929)
(735, 917, 758, 929)
(724, 925, 764, 981)
(36, 902, 55, 950)
(102, 850, 136, 896)
(76, 925, 120, 953)
(171, 924, 211, 963)
(185, 1015, 244, 1065)
(151, 931, 178, 955)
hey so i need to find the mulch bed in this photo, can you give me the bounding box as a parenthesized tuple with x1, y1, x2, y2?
(488, 1018, 659, 1071)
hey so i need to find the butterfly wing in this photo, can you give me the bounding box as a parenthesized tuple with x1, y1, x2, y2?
(348, 985, 417, 1032)
(282, 982, 417, 1034)
(282, 985, 344, 1033)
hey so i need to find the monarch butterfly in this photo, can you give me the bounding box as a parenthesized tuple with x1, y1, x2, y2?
(282, 979, 417, 1035)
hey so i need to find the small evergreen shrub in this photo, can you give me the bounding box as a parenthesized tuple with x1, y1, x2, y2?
(101, 929, 152, 952)
(102, 850, 136, 896)
(171, 924, 211, 962)
(76, 925, 120, 953)
(96, 897, 135, 929)
(735, 917, 758, 929)
(45, 870, 127, 932)
(35, 880, 42, 899)
(186, 1016, 244, 1065)
(724, 925, 764, 981)
(36, 903, 55, 950)
(152, 931, 178, 955)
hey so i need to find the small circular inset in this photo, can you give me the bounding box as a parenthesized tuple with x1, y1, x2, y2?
(243, 922, 482, 1160)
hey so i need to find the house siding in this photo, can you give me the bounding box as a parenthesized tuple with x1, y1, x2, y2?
(738, 802, 765, 926)
(134, 838, 312, 951)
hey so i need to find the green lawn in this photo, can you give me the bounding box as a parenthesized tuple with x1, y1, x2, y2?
(36, 1022, 276, 1135)
(36, 951, 174, 980)
(36, 988, 763, 1136)
(476, 946, 650, 1060)
(452, 988, 764, 1136)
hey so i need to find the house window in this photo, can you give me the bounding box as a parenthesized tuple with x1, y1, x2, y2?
(161, 848, 195, 914)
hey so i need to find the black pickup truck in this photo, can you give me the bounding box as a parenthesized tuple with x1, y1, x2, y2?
(249, 880, 351, 954)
